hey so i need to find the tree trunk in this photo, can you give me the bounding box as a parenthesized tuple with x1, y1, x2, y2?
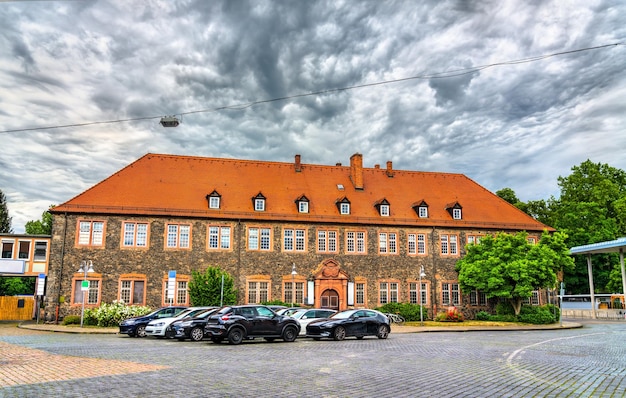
(510, 298, 523, 316)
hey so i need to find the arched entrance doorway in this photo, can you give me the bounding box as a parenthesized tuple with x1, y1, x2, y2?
(312, 259, 350, 311)
(320, 289, 340, 311)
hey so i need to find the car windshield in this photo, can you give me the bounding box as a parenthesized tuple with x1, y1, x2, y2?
(329, 310, 357, 319)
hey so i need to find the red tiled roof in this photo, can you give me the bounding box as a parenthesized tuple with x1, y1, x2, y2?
(52, 153, 552, 231)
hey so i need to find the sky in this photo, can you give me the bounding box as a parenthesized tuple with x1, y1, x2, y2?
(1, 0, 625, 233)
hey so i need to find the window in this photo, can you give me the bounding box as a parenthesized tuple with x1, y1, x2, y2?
(78, 221, 104, 246)
(248, 227, 271, 251)
(453, 208, 462, 219)
(340, 203, 350, 215)
(283, 228, 306, 252)
(441, 282, 460, 306)
(72, 277, 100, 306)
(119, 275, 146, 305)
(254, 198, 265, 211)
(527, 236, 537, 244)
(467, 235, 482, 245)
(379, 282, 399, 305)
(378, 232, 397, 254)
(317, 230, 337, 253)
(440, 234, 458, 256)
(33, 241, 47, 261)
(419, 206, 428, 218)
(284, 281, 304, 305)
(166, 224, 191, 249)
(409, 282, 428, 305)
(247, 280, 270, 303)
(163, 277, 189, 306)
(408, 233, 427, 255)
(209, 196, 220, 209)
(524, 290, 540, 305)
(208, 226, 231, 250)
(380, 204, 390, 217)
(346, 231, 366, 254)
(18, 241, 30, 259)
(1, 241, 13, 258)
(470, 290, 487, 306)
(355, 282, 366, 306)
(122, 222, 149, 248)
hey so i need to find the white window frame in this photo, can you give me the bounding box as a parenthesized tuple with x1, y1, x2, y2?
(78, 221, 104, 246)
(298, 201, 309, 213)
(346, 231, 366, 254)
(209, 196, 220, 209)
(340, 203, 350, 215)
(208, 226, 231, 250)
(380, 204, 389, 217)
(453, 208, 462, 219)
(248, 227, 271, 251)
(247, 280, 269, 304)
(379, 232, 397, 254)
(255, 198, 265, 211)
(122, 222, 149, 248)
(419, 206, 428, 218)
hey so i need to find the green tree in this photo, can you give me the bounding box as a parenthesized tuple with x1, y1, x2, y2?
(0, 276, 35, 295)
(551, 160, 626, 293)
(25, 205, 55, 235)
(188, 266, 237, 306)
(455, 231, 573, 315)
(496, 188, 520, 205)
(0, 189, 12, 233)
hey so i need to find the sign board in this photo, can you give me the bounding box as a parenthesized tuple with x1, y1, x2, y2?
(36, 273, 46, 296)
(81, 280, 90, 291)
(167, 270, 176, 300)
(0, 259, 26, 274)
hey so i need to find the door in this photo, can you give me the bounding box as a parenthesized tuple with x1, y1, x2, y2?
(320, 289, 339, 311)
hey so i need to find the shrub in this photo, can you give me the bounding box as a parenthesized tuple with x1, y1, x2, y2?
(84, 301, 152, 327)
(495, 301, 515, 316)
(62, 315, 81, 325)
(475, 311, 490, 321)
(261, 299, 297, 307)
(375, 302, 428, 321)
(543, 304, 561, 321)
(488, 314, 517, 322)
(434, 306, 464, 322)
(518, 305, 556, 324)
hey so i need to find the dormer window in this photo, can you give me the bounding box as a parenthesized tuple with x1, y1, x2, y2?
(446, 202, 463, 220)
(252, 193, 266, 212)
(295, 195, 309, 213)
(336, 197, 351, 215)
(374, 199, 390, 217)
(206, 190, 221, 209)
(412, 200, 429, 218)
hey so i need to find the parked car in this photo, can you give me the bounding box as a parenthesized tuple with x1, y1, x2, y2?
(275, 307, 302, 317)
(118, 306, 188, 337)
(145, 307, 213, 338)
(169, 307, 220, 341)
(205, 305, 300, 345)
(306, 309, 390, 341)
(288, 308, 337, 335)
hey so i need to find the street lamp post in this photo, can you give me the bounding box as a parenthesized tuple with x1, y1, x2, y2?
(78, 260, 94, 328)
(291, 263, 297, 307)
(419, 265, 426, 326)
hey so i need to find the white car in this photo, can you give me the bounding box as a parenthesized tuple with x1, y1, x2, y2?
(288, 308, 337, 335)
(145, 307, 213, 337)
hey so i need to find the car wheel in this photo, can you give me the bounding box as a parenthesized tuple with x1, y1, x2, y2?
(135, 325, 147, 338)
(211, 337, 223, 344)
(282, 326, 298, 342)
(333, 326, 346, 341)
(227, 328, 244, 345)
(190, 327, 204, 342)
(377, 325, 389, 339)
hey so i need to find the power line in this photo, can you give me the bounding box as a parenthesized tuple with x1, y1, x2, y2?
(1, 42, 622, 134)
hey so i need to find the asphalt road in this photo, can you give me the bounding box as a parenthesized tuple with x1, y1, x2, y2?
(1, 320, 624, 397)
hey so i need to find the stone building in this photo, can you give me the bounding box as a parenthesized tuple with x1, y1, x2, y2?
(44, 153, 551, 321)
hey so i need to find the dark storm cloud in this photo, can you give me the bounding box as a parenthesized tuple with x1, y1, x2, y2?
(1, 0, 625, 232)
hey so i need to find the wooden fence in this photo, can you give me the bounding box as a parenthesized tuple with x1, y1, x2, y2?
(0, 296, 35, 320)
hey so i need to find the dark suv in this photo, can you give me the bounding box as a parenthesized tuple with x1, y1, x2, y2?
(119, 306, 187, 337)
(205, 305, 300, 345)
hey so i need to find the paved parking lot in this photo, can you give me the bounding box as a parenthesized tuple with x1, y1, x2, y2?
(1, 320, 625, 397)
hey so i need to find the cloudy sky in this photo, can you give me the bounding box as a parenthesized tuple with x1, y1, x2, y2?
(1, 0, 625, 233)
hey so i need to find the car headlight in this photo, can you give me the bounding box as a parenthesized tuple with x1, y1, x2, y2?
(122, 319, 136, 325)
(153, 322, 164, 327)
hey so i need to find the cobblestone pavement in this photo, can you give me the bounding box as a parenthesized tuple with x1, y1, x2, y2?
(0, 320, 624, 397)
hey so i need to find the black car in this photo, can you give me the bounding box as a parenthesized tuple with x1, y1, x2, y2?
(118, 306, 188, 337)
(169, 307, 219, 341)
(306, 309, 391, 341)
(205, 305, 300, 345)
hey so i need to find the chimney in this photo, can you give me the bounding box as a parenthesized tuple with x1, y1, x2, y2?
(386, 161, 394, 177)
(295, 154, 302, 172)
(350, 153, 364, 190)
